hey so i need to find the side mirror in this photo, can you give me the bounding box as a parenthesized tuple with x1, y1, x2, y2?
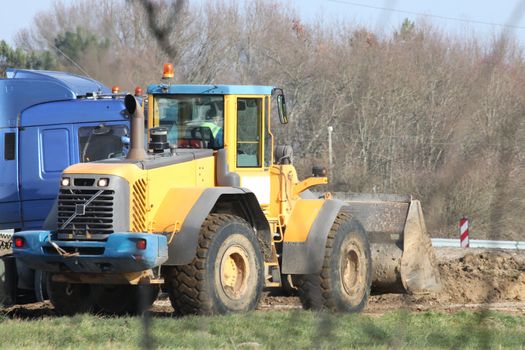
(273, 88, 288, 124)
(312, 165, 327, 177)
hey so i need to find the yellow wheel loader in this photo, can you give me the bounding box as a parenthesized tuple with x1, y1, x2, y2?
(13, 66, 440, 315)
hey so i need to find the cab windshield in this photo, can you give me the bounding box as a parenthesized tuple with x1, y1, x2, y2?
(155, 95, 224, 149)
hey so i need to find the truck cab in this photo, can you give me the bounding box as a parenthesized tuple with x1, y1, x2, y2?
(1, 69, 132, 304)
(0, 69, 131, 230)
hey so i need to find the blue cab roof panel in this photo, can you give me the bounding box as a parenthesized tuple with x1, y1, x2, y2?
(6, 69, 110, 96)
(147, 84, 274, 95)
(0, 69, 111, 128)
(20, 99, 127, 127)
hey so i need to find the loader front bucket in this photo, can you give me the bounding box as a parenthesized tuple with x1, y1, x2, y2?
(337, 193, 441, 294)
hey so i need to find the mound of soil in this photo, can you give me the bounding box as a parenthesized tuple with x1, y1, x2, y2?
(365, 249, 525, 314)
(437, 249, 525, 304)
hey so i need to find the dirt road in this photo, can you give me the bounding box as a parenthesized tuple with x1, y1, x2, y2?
(259, 248, 525, 315)
(2, 248, 525, 317)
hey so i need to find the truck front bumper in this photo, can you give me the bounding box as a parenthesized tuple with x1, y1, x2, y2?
(13, 231, 168, 274)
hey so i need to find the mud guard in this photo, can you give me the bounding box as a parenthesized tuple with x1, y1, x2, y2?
(281, 199, 347, 274)
(166, 187, 272, 265)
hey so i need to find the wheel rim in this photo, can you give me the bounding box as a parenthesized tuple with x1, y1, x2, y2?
(340, 240, 367, 303)
(219, 245, 250, 300)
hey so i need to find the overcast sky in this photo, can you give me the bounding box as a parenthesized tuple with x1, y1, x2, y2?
(1, 0, 525, 46)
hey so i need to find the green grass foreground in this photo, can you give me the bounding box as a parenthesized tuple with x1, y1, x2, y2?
(0, 310, 524, 349)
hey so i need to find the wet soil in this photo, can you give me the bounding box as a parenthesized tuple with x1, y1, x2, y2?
(2, 248, 525, 317)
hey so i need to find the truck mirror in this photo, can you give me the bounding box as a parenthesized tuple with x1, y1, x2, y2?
(275, 90, 288, 124)
(312, 165, 327, 177)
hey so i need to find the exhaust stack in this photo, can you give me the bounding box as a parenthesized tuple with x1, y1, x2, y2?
(124, 94, 147, 161)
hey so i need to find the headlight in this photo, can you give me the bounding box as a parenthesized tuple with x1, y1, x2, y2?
(61, 177, 70, 187)
(97, 178, 109, 187)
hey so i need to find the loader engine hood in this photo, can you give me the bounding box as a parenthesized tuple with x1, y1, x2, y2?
(57, 148, 215, 239)
(64, 148, 213, 174)
(94, 148, 214, 170)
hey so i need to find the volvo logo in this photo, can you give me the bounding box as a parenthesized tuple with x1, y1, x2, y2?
(75, 204, 86, 215)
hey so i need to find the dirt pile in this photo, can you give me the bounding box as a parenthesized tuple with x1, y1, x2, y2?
(364, 249, 525, 314)
(437, 250, 525, 304)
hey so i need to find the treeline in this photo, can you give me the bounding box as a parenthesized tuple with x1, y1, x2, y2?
(6, 0, 524, 239)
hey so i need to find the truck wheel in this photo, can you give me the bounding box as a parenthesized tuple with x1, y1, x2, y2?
(167, 214, 264, 315)
(34, 270, 48, 302)
(293, 212, 372, 312)
(47, 278, 93, 315)
(91, 285, 159, 315)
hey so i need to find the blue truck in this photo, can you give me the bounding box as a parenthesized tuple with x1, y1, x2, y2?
(0, 69, 131, 304)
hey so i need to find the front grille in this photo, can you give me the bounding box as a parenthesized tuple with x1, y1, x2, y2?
(57, 188, 115, 239)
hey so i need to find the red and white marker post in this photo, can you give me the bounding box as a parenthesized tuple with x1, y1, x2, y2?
(459, 216, 469, 248)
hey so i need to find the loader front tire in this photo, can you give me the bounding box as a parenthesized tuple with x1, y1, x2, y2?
(293, 212, 372, 312)
(47, 278, 92, 315)
(167, 214, 264, 315)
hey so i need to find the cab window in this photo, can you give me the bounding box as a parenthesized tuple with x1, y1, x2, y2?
(78, 125, 128, 162)
(156, 95, 224, 149)
(237, 98, 262, 167)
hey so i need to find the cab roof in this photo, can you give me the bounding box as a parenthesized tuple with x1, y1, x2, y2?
(147, 84, 274, 95)
(20, 99, 126, 127)
(6, 68, 110, 96)
(0, 69, 111, 128)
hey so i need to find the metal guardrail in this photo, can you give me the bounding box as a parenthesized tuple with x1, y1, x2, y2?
(432, 238, 525, 250)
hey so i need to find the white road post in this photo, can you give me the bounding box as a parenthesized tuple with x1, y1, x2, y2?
(328, 126, 333, 174)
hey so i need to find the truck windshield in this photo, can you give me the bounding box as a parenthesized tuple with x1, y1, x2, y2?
(79, 125, 129, 162)
(155, 95, 224, 149)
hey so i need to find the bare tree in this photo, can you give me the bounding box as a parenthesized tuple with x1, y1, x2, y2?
(13, 0, 524, 240)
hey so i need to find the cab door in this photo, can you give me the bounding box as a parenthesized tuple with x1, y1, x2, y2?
(0, 129, 21, 229)
(232, 96, 271, 207)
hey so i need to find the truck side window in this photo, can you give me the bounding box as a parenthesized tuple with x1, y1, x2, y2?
(237, 98, 262, 168)
(78, 125, 129, 162)
(4, 132, 15, 160)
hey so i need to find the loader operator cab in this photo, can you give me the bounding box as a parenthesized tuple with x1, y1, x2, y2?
(147, 66, 290, 207)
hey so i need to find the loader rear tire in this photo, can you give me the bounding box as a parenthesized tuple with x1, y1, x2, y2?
(167, 214, 264, 315)
(47, 278, 93, 315)
(293, 212, 372, 312)
(91, 284, 159, 315)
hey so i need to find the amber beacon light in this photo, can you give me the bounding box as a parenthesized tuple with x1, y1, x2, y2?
(162, 63, 174, 79)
